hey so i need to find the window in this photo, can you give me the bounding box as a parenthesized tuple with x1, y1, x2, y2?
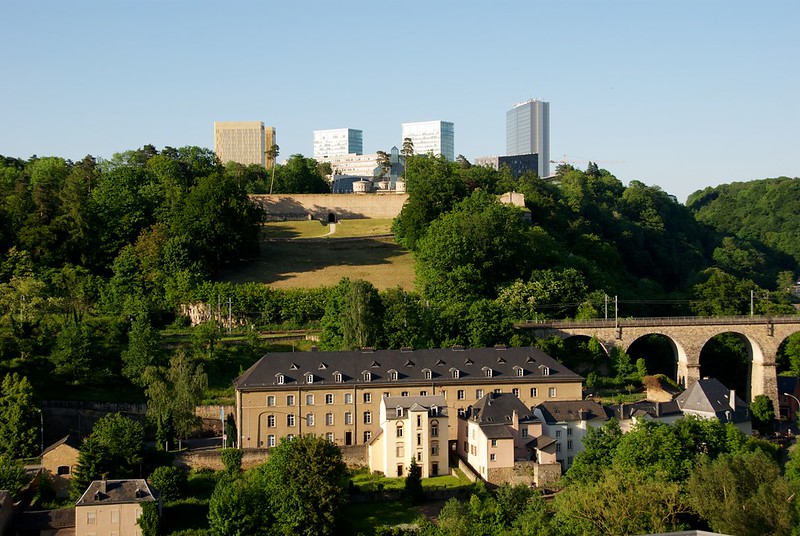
(463, 441, 468, 452)
(287, 414, 295, 426)
(267, 434, 276, 447)
(325, 393, 334, 405)
(441, 390, 447, 399)
(491, 439, 497, 447)
(542, 366, 550, 376)
(567, 439, 573, 451)
(364, 431, 372, 443)
(515, 367, 524, 377)
(363, 392, 371, 403)
(111, 509, 119, 524)
(401, 391, 409, 397)
(306, 373, 314, 384)
(364, 411, 372, 424)
(306, 394, 314, 405)
(419, 390, 428, 396)
(512, 388, 520, 397)
(416, 452, 422, 461)
(423, 369, 432, 380)
(490, 453, 496, 461)
(476, 389, 484, 400)
(344, 393, 353, 404)
(549, 387, 556, 398)
(458, 408, 465, 417)
(287, 434, 295, 441)
(556, 443, 562, 453)
(417, 433, 422, 446)
(417, 415, 422, 427)
(530, 388, 538, 397)
(555, 430, 561, 438)
(326, 413, 334, 426)
(287, 394, 295, 406)
(431, 421, 439, 437)
(389, 370, 398, 381)
(494, 388, 501, 394)
(484, 367, 493, 378)
(267, 395, 275, 406)
(267, 415, 276, 427)
(567, 428, 573, 436)
(457, 389, 465, 400)
(396, 443, 404, 457)
(306, 413, 315, 426)
(397, 424, 404, 437)
(432, 442, 439, 455)
(567, 456, 573, 467)
(326, 432, 334, 442)
(383, 392, 390, 398)
(521, 427, 529, 438)
(87, 511, 96, 525)
(396, 406, 404, 418)
(451, 368, 460, 379)
(57, 465, 70, 475)
(430, 405, 438, 416)
(276, 374, 284, 385)
(344, 412, 353, 425)
(334, 372, 342, 383)
(363, 371, 372, 382)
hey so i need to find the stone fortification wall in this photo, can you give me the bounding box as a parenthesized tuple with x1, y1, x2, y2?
(174, 444, 367, 472)
(251, 193, 408, 221)
(487, 461, 562, 488)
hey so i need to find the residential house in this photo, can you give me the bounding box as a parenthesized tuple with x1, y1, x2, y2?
(606, 399, 683, 433)
(457, 392, 559, 485)
(675, 378, 752, 435)
(75, 479, 159, 536)
(368, 395, 448, 478)
(41, 435, 81, 499)
(534, 400, 609, 472)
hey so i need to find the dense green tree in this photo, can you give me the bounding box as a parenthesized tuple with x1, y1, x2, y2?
(691, 268, 760, 316)
(750, 394, 775, 432)
(136, 500, 160, 536)
(565, 419, 622, 485)
(121, 313, 162, 387)
(0, 372, 39, 459)
(0, 454, 29, 499)
(379, 287, 433, 349)
(688, 449, 794, 536)
(146, 352, 207, 445)
(50, 321, 96, 384)
(149, 465, 187, 503)
(253, 434, 347, 536)
(320, 278, 383, 350)
(271, 154, 329, 194)
(404, 456, 424, 505)
(208, 474, 270, 536)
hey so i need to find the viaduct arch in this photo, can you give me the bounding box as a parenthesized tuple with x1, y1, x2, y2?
(516, 315, 800, 415)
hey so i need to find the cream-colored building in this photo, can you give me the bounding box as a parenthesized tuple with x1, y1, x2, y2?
(234, 346, 584, 450)
(213, 121, 276, 168)
(458, 393, 558, 482)
(368, 395, 448, 478)
(41, 435, 81, 499)
(75, 479, 159, 536)
(534, 400, 609, 472)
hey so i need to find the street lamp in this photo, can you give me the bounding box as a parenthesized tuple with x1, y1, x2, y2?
(36, 408, 43, 456)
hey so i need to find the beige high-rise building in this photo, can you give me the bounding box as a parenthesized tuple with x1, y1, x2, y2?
(214, 121, 277, 169)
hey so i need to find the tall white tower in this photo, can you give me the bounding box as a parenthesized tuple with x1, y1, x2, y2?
(506, 100, 550, 177)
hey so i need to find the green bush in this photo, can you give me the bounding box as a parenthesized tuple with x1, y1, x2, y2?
(150, 465, 187, 503)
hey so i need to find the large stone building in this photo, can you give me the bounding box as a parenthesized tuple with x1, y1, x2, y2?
(234, 346, 584, 450)
(213, 121, 276, 168)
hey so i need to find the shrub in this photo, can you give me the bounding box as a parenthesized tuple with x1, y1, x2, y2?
(150, 465, 187, 503)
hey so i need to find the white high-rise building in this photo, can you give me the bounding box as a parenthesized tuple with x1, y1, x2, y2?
(401, 121, 454, 161)
(506, 99, 550, 177)
(313, 128, 363, 160)
(213, 121, 276, 168)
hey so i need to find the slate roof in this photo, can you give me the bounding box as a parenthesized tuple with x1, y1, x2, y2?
(235, 346, 582, 391)
(41, 434, 81, 457)
(467, 392, 538, 425)
(536, 400, 609, 424)
(76, 479, 157, 506)
(606, 400, 682, 421)
(12, 508, 75, 531)
(675, 378, 749, 423)
(384, 395, 447, 419)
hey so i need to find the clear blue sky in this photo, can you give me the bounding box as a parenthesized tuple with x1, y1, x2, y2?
(2, 0, 798, 202)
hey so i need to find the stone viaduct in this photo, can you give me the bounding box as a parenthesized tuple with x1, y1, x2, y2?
(515, 315, 800, 413)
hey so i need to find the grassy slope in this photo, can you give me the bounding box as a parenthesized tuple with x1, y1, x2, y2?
(224, 220, 416, 290)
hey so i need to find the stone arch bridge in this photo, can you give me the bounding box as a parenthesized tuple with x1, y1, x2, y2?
(515, 315, 800, 412)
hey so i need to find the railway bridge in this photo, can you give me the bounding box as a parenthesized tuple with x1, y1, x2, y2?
(515, 315, 800, 412)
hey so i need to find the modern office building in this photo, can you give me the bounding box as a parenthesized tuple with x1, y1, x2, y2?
(401, 120, 454, 161)
(213, 121, 276, 169)
(506, 99, 550, 177)
(474, 154, 540, 178)
(313, 128, 363, 160)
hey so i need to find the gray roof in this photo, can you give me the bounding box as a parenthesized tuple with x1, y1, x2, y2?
(482, 424, 516, 439)
(76, 479, 157, 506)
(675, 378, 749, 423)
(606, 400, 682, 421)
(384, 395, 447, 419)
(41, 434, 80, 457)
(536, 400, 609, 424)
(235, 346, 582, 391)
(466, 392, 538, 425)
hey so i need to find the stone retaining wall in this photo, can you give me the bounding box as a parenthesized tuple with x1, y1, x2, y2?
(251, 193, 408, 221)
(174, 444, 368, 472)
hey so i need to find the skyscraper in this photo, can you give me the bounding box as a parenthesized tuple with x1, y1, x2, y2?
(213, 121, 276, 168)
(401, 121, 454, 161)
(313, 128, 363, 160)
(506, 99, 550, 177)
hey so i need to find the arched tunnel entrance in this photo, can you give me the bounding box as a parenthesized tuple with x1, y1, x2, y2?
(699, 332, 753, 400)
(627, 334, 680, 382)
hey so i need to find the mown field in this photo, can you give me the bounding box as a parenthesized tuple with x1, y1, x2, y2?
(223, 220, 416, 290)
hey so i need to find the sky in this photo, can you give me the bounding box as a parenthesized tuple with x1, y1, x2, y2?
(1, 0, 798, 202)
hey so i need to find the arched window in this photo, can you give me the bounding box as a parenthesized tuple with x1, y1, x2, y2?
(483, 367, 493, 378)
(430, 420, 439, 437)
(422, 368, 432, 380)
(305, 373, 314, 384)
(362, 371, 372, 382)
(276, 373, 285, 385)
(396, 406, 404, 418)
(388, 369, 398, 381)
(450, 368, 460, 379)
(333, 372, 342, 383)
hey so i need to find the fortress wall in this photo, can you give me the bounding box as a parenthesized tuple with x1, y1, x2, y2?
(250, 193, 408, 221)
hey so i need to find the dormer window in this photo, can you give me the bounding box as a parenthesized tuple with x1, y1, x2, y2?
(362, 371, 372, 382)
(483, 367, 493, 378)
(333, 371, 342, 383)
(422, 368, 432, 380)
(513, 366, 524, 377)
(388, 369, 398, 381)
(430, 405, 438, 416)
(276, 373, 285, 385)
(540, 366, 550, 376)
(396, 406, 404, 418)
(305, 373, 314, 384)
(450, 367, 460, 379)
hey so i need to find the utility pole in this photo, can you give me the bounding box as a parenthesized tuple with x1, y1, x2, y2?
(604, 294, 608, 320)
(227, 298, 232, 334)
(751, 290, 754, 317)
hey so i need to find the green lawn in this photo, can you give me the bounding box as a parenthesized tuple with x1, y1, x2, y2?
(341, 500, 423, 535)
(350, 468, 473, 492)
(262, 218, 394, 239)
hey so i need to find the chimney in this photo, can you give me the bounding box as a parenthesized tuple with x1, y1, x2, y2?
(730, 389, 736, 411)
(512, 409, 520, 431)
(655, 401, 661, 418)
(100, 480, 107, 494)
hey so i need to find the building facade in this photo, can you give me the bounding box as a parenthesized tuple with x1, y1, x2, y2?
(401, 121, 454, 161)
(313, 128, 363, 160)
(213, 121, 276, 168)
(75, 479, 159, 536)
(534, 400, 608, 471)
(368, 395, 448, 478)
(41, 435, 81, 499)
(506, 99, 549, 177)
(234, 346, 584, 450)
